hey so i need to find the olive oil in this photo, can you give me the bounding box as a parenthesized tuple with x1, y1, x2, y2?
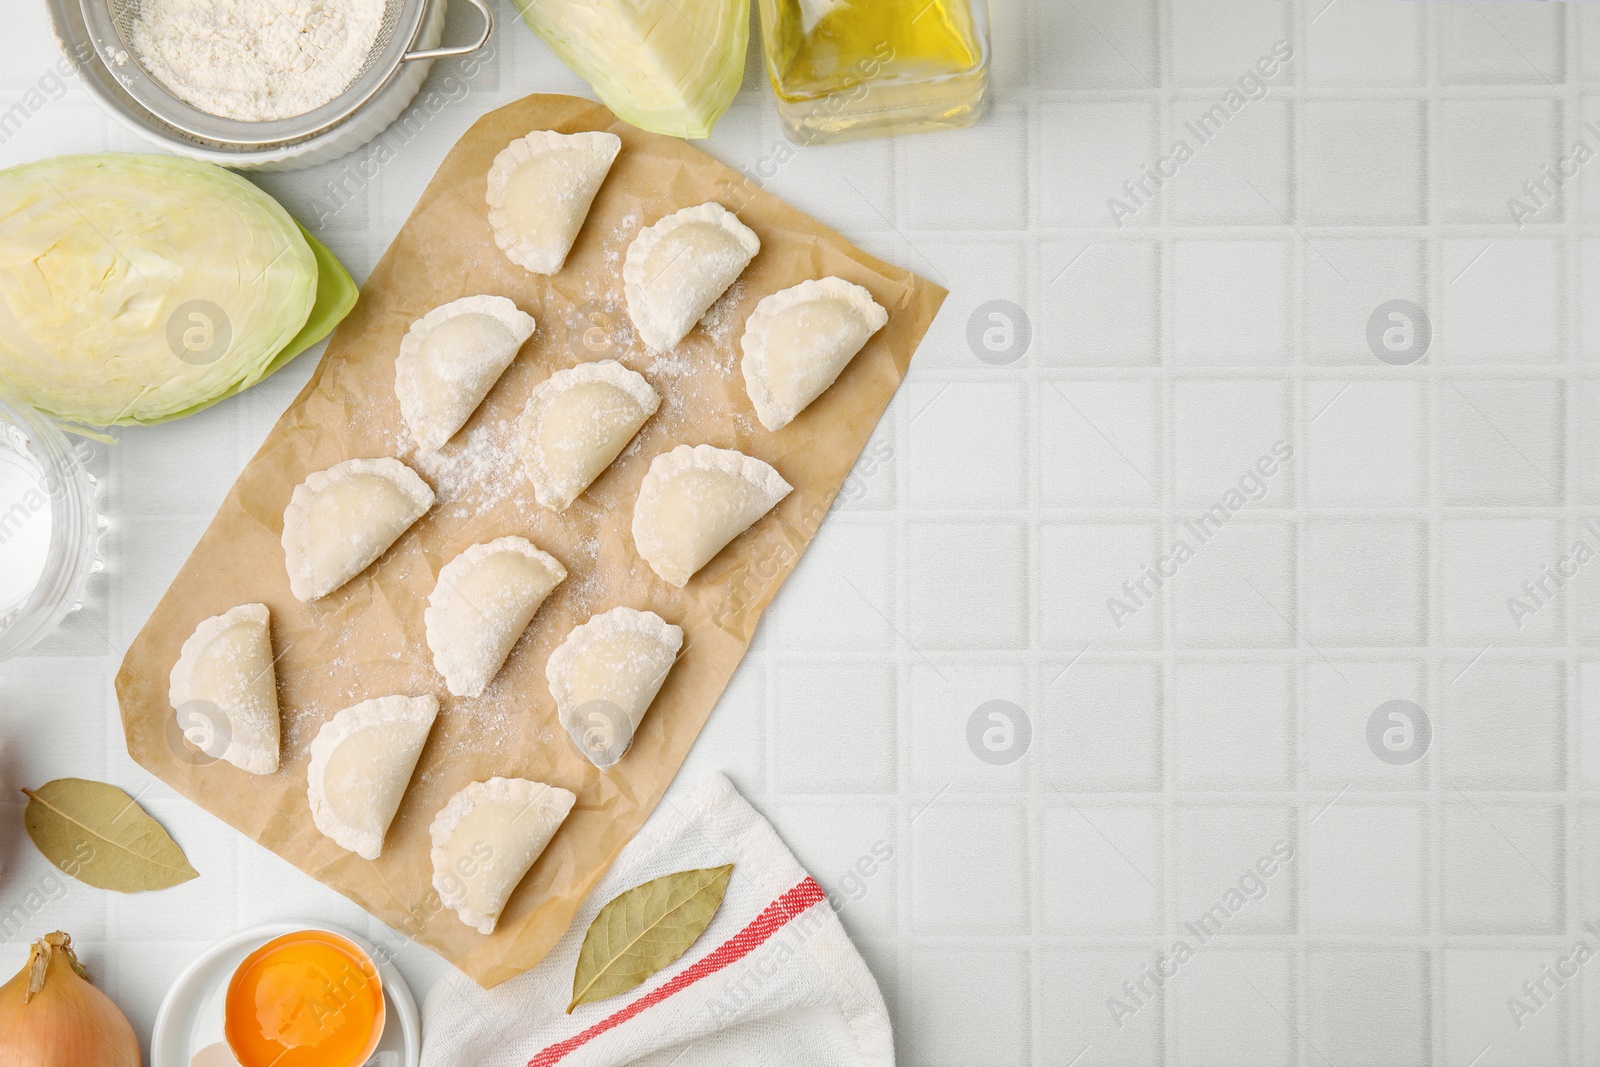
(759, 0, 991, 144)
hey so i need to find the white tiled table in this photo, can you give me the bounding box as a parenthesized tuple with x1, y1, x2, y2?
(6, 2, 1600, 1065)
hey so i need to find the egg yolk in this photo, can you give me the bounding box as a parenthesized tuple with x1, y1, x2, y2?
(224, 931, 384, 1067)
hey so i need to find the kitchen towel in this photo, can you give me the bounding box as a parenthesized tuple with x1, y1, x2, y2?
(418, 772, 893, 1067)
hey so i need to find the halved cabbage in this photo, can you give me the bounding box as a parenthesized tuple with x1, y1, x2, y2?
(519, 0, 748, 139)
(0, 154, 353, 427)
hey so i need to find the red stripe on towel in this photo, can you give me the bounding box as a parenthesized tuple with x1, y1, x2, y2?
(527, 876, 827, 1067)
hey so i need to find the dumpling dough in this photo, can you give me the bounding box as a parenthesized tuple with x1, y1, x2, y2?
(519, 360, 659, 512)
(623, 203, 759, 353)
(282, 457, 434, 602)
(395, 295, 536, 451)
(168, 603, 280, 776)
(425, 536, 567, 698)
(430, 777, 576, 934)
(632, 444, 792, 587)
(307, 695, 438, 860)
(487, 130, 621, 275)
(741, 277, 888, 431)
(547, 607, 683, 768)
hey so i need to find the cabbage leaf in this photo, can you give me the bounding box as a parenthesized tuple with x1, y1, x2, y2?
(520, 0, 748, 139)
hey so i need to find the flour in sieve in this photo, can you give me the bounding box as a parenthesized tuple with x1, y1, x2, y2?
(129, 0, 386, 122)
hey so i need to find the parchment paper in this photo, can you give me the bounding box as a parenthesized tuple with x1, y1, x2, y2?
(114, 94, 945, 988)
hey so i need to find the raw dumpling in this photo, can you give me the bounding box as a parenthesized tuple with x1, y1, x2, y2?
(487, 130, 621, 275)
(547, 607, 683, 768)
(425, 536, 567, 698)
(519, 360, 659, 511)
(168, 603, 280, 776)
(430, 777, 576, 934)
(623, 202, 759, 352)
(307, 695, 438, 860)
(282, 457, 434, 602)
(396, 295, 535, 451)
(741, 278, 889, 431)
(632, 444, 791, 587)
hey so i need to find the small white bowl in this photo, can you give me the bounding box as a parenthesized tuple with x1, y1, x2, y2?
(150, 923, 421, 1067)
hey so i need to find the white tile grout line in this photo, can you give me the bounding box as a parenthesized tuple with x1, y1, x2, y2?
(1565, 12, 1586, 1067)
(1157, 2, 1178, 1050)
(1289, 11, 1314, 1031)
(1424, 11, 1445, 1065)
(1019, 12, 1044, 1056)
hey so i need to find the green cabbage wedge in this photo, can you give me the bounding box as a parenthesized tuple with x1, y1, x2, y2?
(0, 154, 351, 427)
(520, 0, 749, 139)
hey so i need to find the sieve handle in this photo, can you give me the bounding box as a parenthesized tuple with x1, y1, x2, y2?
(404, 0, 493, 61)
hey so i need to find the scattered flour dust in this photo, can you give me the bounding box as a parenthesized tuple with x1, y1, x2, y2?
(129, 0, 385, 121)
(410, 416, 527, 519)
(648, 281, 745, 381)
(699, 280, 746, 370)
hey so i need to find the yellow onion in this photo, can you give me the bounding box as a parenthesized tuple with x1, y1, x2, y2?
(0, 931, 142, 1067)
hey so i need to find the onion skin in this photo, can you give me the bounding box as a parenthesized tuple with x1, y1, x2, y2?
(0, 932, 142, 1067)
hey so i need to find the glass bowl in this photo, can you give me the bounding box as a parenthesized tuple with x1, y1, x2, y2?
(0, 394, 102, 660)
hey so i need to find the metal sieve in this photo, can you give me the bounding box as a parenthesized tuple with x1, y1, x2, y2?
(76, 0, 491, 148)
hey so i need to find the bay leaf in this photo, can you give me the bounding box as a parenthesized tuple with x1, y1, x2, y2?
(22, 778, 199, 892)
(569, 863, 734, 1012)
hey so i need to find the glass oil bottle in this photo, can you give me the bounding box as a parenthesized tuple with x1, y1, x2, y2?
(758, 0, 991, 145)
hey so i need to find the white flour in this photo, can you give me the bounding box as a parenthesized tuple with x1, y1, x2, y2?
(129, 0, 386, 122)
